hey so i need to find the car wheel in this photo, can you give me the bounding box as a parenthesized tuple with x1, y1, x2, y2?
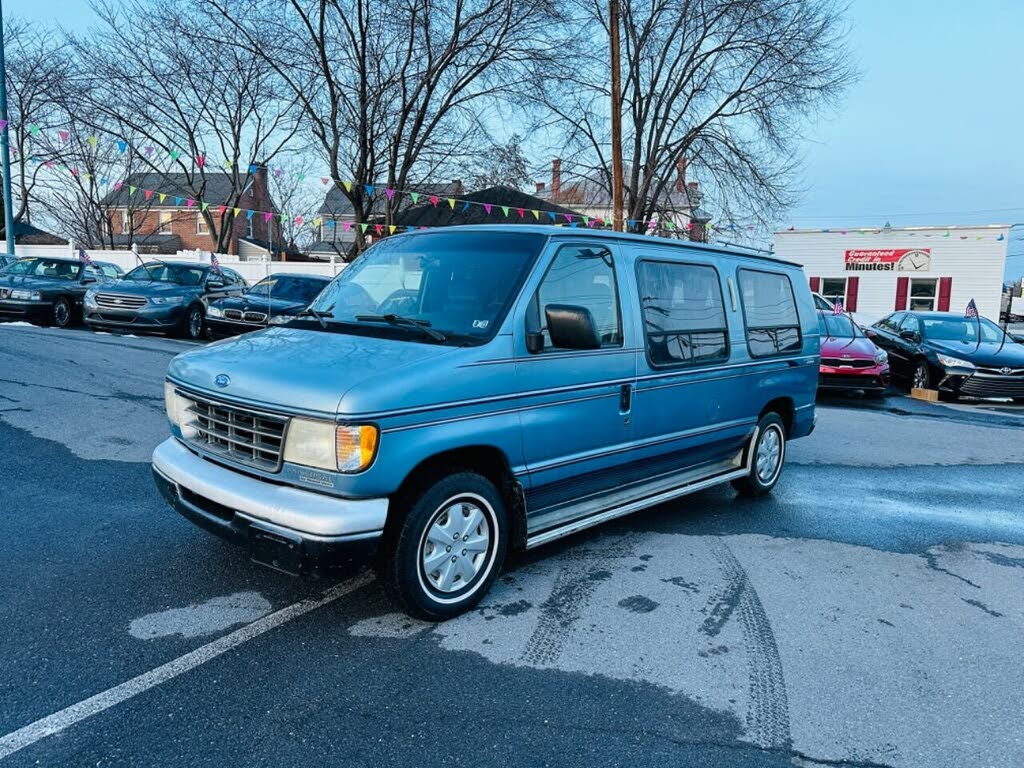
(732, 412, 787, 498)
(912, 361, 930, 390)
(379, 471, 508, 621)
(183, 305, 204, 340)
(52, 297, 73, 328)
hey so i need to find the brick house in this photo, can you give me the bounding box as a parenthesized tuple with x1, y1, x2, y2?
(99, 168, 281, 257)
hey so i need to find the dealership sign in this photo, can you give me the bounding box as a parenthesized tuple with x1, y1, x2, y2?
(844, 249, 931, 272)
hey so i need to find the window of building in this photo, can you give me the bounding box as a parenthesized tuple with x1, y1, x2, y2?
(529, 245, 622, 351)
(196, 213, 210, 235)
(909, 278, 937, 311)
(637, 260, 728, 367)
(820, 277, 847, 307)
(738, 268, 801, 357)
(121, 210, 133, 233)
(158, 211, 173, 235)
(246, 215, 254, 238)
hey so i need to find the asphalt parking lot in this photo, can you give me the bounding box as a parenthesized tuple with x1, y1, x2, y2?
(1, 323, 1023, 768)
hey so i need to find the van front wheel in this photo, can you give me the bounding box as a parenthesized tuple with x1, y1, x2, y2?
(732, 413, 787, 497)
(380, 471, 508, 621)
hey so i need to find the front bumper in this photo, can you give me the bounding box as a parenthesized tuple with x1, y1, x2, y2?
(939, 371, 1024, 401)
(818, 363, 890, 391)
(0, 299, 51, 322)
(152, 437, 387, 575)
(84, 303, 186, 331)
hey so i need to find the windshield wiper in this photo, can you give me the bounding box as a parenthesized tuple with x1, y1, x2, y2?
(296, 307, 334, 328)
(355, 313, 447, 342)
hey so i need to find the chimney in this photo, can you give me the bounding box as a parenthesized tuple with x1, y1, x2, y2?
(676, 157, 687, 193)
(535, 182, 546, 194)
(551, 158, 561, 201)
(451, 179, 463, 196)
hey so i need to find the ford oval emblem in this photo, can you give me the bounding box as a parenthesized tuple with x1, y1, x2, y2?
(214, 374, 230, 388)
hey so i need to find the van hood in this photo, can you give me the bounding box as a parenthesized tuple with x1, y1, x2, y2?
(167, 326, 461, 415)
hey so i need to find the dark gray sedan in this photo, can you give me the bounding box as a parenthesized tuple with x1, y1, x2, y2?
(0, 257, 123, 327)
(84, 261, 247, 340)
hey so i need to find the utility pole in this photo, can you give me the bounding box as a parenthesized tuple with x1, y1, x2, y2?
(0, 0, 16, 255)
(608, 0, 624, 233)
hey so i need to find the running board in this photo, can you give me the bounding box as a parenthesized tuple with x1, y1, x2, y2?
(524, 467, 748, 550)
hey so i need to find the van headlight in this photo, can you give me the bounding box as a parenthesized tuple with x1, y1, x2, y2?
(163, 381, 193, 434)
(283, 418, 378, 473)
(936, 353, 976, 371)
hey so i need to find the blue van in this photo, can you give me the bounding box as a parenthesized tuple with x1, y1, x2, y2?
(153, 226, 817, 619)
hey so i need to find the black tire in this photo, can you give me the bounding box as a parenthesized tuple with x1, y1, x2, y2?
(52, 296, 73, 328)
(732, 412, 787, 498)
(911, 360, 930, 390)
(182, 304, 205, 340)
(379, 471, 508, 621)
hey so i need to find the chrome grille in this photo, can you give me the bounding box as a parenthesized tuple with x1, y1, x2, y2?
(181, 391, 288, 471)
(95, 293, 147, 309)
(243, 311, 267, 323)
(224, 309, 244, 320)
(959, 373, 1024, 399)
(977, 365, 1024, 376)
(821, 357, 874, 369)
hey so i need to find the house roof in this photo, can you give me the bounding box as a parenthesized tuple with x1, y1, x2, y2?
(318, 182, 464, 217)
(0, 221, 68, 245)
(100, 172, 257, 208)
(381, 185, 582, 227)
(537, 168, 708, 220)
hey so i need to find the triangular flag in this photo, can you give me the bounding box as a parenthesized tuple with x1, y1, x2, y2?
(322, 177, 330, 186)
(233, 208, 240, 216)
(343, 181, 352, 193)
(174, 196, 183, 206)
(224, 160, 233, 169)
(116, 140, 127, 153)
(114, 181, 123, 190)
(159, 193, 166, 203)
(386, 188, 395, 200)
(186, 198, 194, 208)
(410, 192, 420, 204)
(583, 216, 590, 226)
(297, 173, 305, 181)
(501, 206, 510, 217)
(564, 214, 572, 222)
(273, 168, 282, 178)
(517, 207, 525, 218)
(313, 217, 321, 228)
(484, 203, 492, 215)
(430, 195, 439, 207)
(87, 135, 98, 148)
(374, 224, 384, 235)
(295, 215, 304, 226)
(547, 211, 556, 222)
(201, 202, 209, 212)
(100, 177, 109, 185)
(28, 124, 40, 136)
(532, 209, 539, 220)
(128, 185, 137, 195)
(249, 164, 259, 174)
(246, 209, 254, 220)
(144, 189, 153, 200)
(196, 154, 206, 168)
(326, 220, 335, 229)
(264, 212, 272, 222)
(342, 221, 351, 231)
(58, 129, 69, 141)
(169, 150, 180, 161)
(279, 213, 287, 224)
(359, 223, 369, 233)
(389, 225, 397, 235)
(461, 202, 470, 213)
(364, 184, 375, 196)
(447, 198, 456, 209)
(0, 120, 7, 131)
(216, 205, 226, 215)
(144, 146, 154, 157)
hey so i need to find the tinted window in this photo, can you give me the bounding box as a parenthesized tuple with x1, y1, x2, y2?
(124, 263, 206, 286)
(738, 269, 801, 357)
(877, 313, 903, 332)
(100, 264, 122, 279)
(4, 258, 80, 280)
(812, 293, 833, 311)
(638, 260, 727, 366)
(531, 245, 622, 350)
(249, 275, 329, 303)
(922, 316, 1002, 343)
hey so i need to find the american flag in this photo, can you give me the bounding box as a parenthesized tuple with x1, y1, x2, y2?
(77, 248, 95, 266)
(965, 298, 978, 318)
(210, 254, 223, 274)
(832, 299, 844, 316)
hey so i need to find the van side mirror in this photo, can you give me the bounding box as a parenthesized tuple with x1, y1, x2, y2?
(544, 304, 602, 350)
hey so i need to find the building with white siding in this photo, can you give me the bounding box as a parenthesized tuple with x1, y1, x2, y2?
(773, 224, 1010, 324)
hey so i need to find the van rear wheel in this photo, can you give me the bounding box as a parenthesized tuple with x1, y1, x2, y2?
(380, 471, 508, 621)
(732, 412, 787, 497)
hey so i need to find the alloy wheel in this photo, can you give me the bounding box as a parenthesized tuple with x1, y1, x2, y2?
(54, 299, 71, 327)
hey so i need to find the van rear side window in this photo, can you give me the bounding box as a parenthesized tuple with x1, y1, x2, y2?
(737, 269, 801, 357)
(637, 260, 728, 366)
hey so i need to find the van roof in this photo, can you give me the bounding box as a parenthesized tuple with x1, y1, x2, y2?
(388, 224, 798, 267)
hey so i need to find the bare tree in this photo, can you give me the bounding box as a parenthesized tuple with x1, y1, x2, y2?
(467, 134, 532, 190)
(203, 0, 568, 254)
(60, 0, 301, 252)
(548, 0, 856, 229)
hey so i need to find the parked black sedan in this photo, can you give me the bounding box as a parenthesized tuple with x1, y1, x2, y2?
(205, 272, 331, 339)
(84, 261, 247, 339)
(867, 310, 1024, 401)
(0, 256, 123, 327)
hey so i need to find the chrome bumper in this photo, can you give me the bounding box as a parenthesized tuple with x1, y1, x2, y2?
(152, 437, 388, 537)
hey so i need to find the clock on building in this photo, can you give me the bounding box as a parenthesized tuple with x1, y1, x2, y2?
(898, 250, 931, 272)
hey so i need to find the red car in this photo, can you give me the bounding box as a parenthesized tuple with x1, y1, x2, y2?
(817, 311, 890, 396)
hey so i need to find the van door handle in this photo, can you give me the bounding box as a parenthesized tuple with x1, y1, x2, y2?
(619, 383, 633, 414)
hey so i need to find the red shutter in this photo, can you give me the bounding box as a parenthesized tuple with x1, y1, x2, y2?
(808, 276, 821, 293)
(845, 276, 859, 312)
(937, 277, 952, 311)
(895, 277, 909, 310)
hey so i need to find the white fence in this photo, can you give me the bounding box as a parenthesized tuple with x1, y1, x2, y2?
(0, 242, 346, 284)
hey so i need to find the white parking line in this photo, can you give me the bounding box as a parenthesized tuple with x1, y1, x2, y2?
(0, 572, 374, 761)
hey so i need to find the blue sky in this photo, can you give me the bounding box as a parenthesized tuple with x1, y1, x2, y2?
(6, 0, 1024, 276)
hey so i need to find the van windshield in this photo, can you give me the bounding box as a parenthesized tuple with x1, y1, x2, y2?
(305, 230, 546, 344)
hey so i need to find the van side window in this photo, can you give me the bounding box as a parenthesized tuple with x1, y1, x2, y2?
(530, 245, 622, 350)
(738, 269, 801, 357)
(637, 260, 728, 367)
